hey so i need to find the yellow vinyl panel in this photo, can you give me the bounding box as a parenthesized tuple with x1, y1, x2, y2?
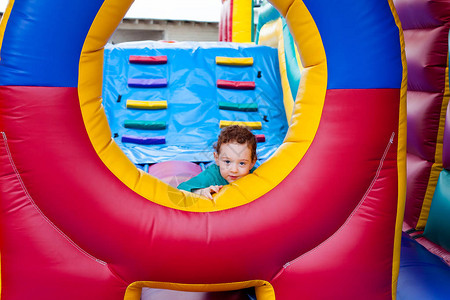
(126, 100, 167, 110)
(231, 0, 253, 42)
(387, 0, 408, 298)
(219, 120, 262, 129)
(124, 280, 275, 300)
(417, 58, 450, 229)
(216, 56, 254, 66)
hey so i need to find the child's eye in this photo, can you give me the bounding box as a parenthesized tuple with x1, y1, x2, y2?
(225, 160, 231, 164)
(239, 162, 246, 166)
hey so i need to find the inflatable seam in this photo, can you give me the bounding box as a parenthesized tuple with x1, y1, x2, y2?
(107, 263, 129, 285)
(282, 0, 295, 18)
(1, 132, 108, 266)
(282, 132, 396, 268)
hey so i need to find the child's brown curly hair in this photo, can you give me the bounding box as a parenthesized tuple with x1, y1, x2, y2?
(214, 125, 257, 161)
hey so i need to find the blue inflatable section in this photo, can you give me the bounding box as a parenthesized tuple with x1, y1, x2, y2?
(103, 41, 288, 164)
(303, 0, 402, 89)
(281, 18, 301, 101)
(397, 234, 450, 300)
(424, 169, 450, 250)
(0, 0, 104, 87)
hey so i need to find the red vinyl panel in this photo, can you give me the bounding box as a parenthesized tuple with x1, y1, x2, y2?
(0, 85, 399, 295)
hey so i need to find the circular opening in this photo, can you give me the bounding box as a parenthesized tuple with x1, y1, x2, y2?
(79, 0, 327, 212)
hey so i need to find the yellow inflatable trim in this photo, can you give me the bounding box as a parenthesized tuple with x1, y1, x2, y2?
(216, 56, 254, 66)
(219, 120, 262, 129)
(388, 0, 408, 298)
(417, 56, 450, 229)
(124, 280, 275, 300)
(231, 0, 253, 43)
(126, 100, 167, 110)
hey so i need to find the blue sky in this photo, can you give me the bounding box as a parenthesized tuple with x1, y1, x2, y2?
(0, 0, 222, 22)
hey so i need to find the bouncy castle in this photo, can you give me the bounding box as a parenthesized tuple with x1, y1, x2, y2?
(0, 0, 447, 299)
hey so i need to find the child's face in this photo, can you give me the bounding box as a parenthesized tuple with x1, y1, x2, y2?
(214, 142, 256, 183)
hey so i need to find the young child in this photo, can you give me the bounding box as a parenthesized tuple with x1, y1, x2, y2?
(178, 125, 257, 199)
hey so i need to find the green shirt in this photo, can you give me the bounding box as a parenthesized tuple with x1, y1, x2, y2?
(177, 164, 256, 192)
(177, 164, 228, 192)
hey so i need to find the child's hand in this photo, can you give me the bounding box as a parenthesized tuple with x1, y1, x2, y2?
(194, 185, 223, 200)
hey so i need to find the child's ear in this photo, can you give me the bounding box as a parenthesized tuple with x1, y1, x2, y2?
(214, 152, 219, 163)
(250, 157, 257, 168)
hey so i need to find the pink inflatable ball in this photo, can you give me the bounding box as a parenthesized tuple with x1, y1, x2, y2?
(147, 161, 202, 188)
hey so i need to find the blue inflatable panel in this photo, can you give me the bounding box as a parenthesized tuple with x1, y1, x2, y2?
(424, 169, 450, 251)
(397, 234, 450, 300)
(103, 41, 288, 164)
(0, 0, 104, 87)
(255, 3, 281, 43)
(282, 18, 301, 101)
(303, 0, 402, 89)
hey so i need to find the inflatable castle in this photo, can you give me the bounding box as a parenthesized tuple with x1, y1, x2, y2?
(0, 0, 448, 299)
